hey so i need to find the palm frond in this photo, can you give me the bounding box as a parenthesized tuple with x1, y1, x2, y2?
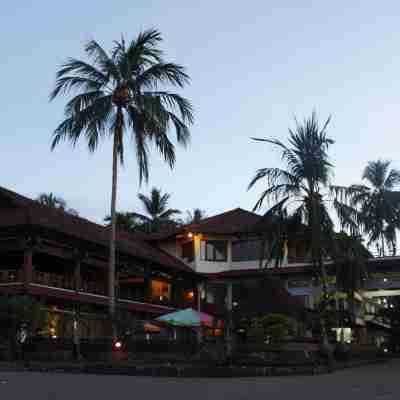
(84, 40, 121, 84)
(136, 63, 190, 89)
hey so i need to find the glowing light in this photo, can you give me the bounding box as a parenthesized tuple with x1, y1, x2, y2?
(187, 291, 194, 299)
(51, 335, 57, 339)
(383, 348, 388, 353)
(187, 232, 193, 238)
(383, 278, 388, 282)
(114, 341, 122, 349)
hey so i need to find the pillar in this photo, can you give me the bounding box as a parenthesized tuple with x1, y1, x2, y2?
(196, 282, 203, 312)
(23, 246, 33, 290)
(225, 282, 234, 356)
(144, 271, 152, 303)
(74, 260, 81, 292)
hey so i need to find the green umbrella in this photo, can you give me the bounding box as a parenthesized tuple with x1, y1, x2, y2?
(156, 308, 213, 327)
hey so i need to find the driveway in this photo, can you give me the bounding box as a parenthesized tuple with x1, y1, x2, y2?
(0, 360, 398, 400)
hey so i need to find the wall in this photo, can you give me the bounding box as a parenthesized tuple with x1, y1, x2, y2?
(159, 234, 294, 273)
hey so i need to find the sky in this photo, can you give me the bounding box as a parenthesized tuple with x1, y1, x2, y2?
(2, 1, 400, 224)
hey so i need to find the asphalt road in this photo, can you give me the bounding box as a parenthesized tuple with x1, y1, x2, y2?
(0, 361, 399, 400)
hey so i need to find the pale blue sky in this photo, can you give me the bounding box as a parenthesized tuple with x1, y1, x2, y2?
(1, 1, 400, 223)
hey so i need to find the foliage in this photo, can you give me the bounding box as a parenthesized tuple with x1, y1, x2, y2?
(331, 160, 400, 256)
(186, 208, 207, 224)
(104, 211, 144, 233)
(0, 296, 44, 339)
(132, 187, 181, 232)
(36, 192, 79, 215)
(244, 314, 297, 345)
(50, 29, 193, 183)
(50, 29, 193, 315)
(248, 112, 334, 302)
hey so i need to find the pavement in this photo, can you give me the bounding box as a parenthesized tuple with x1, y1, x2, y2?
(0, 359, 398, 400)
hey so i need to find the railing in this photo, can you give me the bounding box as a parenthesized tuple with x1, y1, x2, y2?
(287, 256, 313, 264)
(0, 269, 24, 284)
(32, 270, 106, 296)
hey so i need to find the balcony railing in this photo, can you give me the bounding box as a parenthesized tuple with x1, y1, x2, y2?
(0, 269, 24, 284)
(32, 270, 106, 296)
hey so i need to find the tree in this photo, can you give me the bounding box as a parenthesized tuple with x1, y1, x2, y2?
(132, 187, 181, 232)
(332, 160, 400, 256)
(104, 211, 143, 233)
(248, 112, 335, 346)
(186, 208, 207, 224)
(0, 295, 44, 358)
(36, 193, 78, 215)
(331, 232, 370, 343)
(50, 29, 193, 317)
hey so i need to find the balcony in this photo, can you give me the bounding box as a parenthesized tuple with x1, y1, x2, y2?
(0, 269, 24, 284)
(32, 270, 106, 296)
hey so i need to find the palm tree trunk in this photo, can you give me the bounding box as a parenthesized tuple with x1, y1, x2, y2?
(108, 119, 121, 320)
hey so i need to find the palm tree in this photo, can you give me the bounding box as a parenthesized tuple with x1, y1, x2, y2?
(332, 232, 369, 343)
(104, 211, 142, 233)
(36, 193, 78, 215)
(248, 112, 335, 345)
(50, 29, 193, 316)
(332, 160, 400, 256)
(132, 187, 181, 232)
(186, 208, 207, 224)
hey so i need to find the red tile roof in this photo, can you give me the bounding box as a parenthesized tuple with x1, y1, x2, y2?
(0, 186, 194, 275)
(148, 208, 262, 241)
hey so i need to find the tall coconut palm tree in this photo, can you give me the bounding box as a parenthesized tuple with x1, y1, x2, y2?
(186, 208, 207, 224)
(36, 193, 79, 215)
(248, 112, 335, 345)
(50, 29, 193, 315)
(132, 187, 181, 232)
(332, 160, 400, 256)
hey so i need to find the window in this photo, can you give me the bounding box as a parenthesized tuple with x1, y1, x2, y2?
(231, 240, 263, 262)
(181, 241, 194, 262)
(201, 240, 228, 262)
(151, 280, 171, 302)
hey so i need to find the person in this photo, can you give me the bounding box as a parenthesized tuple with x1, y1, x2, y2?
(15, 323, 28, 361)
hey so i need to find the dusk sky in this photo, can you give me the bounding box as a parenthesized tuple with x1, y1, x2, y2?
(2, 1, 400, 224)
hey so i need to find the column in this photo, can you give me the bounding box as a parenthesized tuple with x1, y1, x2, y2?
(23, 245, 33, 290)
(74, 256, 81, 292)
(144, 270, 152, 303)
(225, 282, 233, 356)
(196, 282, 203, 312)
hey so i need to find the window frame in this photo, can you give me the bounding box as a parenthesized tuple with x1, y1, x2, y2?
(203, 240, 228, 262)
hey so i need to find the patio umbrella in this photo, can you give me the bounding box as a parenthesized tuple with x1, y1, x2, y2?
(156, 308, 214, 328)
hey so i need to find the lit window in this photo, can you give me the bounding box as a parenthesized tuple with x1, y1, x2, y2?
(151, 280, 171, 302)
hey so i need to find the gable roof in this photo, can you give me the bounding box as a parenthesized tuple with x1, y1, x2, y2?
(148, 208, 262, 241)
(0, 186, 194, 274)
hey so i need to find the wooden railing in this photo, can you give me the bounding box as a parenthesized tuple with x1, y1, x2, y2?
(32, 270, 106, 296)
(0, 269, 24, 283)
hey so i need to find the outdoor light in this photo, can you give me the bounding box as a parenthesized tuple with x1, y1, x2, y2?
(187, 232, 193, 239)
(383, 348, 388, 353)
(114, 341, 122, 349)
(383, 278, 388, 282)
